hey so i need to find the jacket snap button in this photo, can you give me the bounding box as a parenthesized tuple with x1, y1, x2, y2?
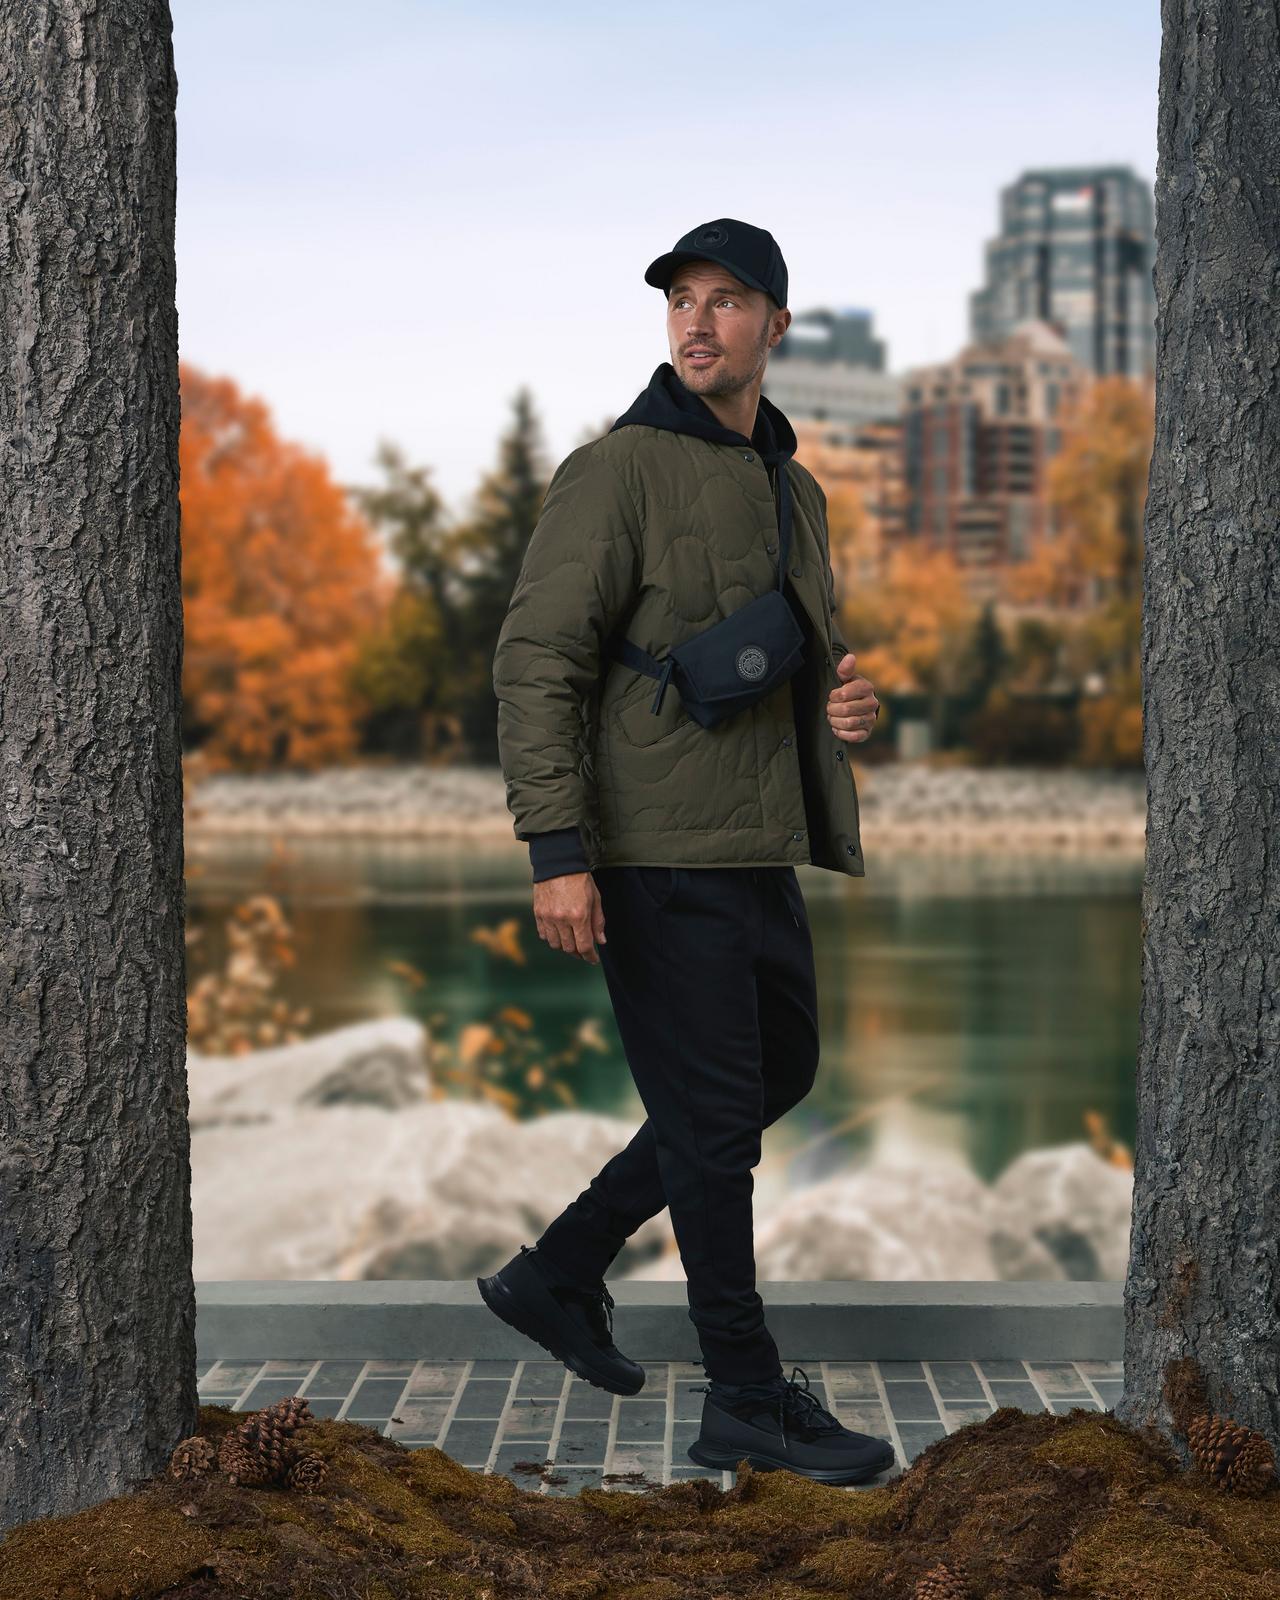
(836, 749, 844, 760)
(742, 450, 754, 461)
(792, 830, 803, 841)
(766, 543, 777, 554)
(791, 566, 802, 577)
(782, 736, 792, 747)
(846, 844, 856, 855)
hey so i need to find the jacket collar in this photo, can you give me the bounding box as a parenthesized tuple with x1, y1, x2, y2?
(608, 361, 797, 466)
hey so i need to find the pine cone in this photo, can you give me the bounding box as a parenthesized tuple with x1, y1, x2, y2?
(1188, 1412, 1277, 1497)
(169, 1434, 217, 1481)
(216, 1396, 316, 1488)
(1233, 1432, 1278, 1496)
(915, 1561, 968, 1599)
(218, 1430, 271, 1486)
(286, 1452, 327, 1495)
(234, 1400, 313, 1483)
(239, 1419, 294, 1483)
(261, 1395, 313, 1431)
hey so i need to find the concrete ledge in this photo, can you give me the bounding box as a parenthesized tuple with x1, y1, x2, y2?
(196, 1280, 1123, 1362)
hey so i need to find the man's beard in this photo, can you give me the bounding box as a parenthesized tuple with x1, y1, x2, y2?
(681, 328, 770, 395)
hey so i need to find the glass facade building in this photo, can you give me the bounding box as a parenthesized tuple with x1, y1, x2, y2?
(969, 167, 1155, 380)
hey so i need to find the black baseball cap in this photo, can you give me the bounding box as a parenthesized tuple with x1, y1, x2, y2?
(644, 218, 788, 310)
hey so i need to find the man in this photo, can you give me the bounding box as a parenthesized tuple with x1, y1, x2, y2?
(480, 219, 892, 1485)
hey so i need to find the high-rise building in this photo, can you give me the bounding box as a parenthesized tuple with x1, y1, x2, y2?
(899, 319, 1091, 604)
(762, 307, 902, 431)
(970, 167, 1155, 380)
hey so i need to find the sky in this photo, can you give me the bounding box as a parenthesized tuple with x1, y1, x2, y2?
(171, 0, 1161, 519)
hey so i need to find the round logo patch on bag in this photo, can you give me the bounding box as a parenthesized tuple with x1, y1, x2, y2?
(736, 644, 769, 682)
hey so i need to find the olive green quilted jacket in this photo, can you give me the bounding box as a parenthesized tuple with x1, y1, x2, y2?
(492, 363, 864, 880)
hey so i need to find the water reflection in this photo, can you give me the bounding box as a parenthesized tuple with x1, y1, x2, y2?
(186, 837, 1140, 1195)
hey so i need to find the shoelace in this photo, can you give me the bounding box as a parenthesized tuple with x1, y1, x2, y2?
(694, 1365, 845, 1449)
(776, 1366, 845, 1445)
(561, 1282, 616, 1344)
(594, 1284, 616, 1343)
(519, 1247, 615, 1344)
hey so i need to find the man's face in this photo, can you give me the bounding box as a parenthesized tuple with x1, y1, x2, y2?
(665, 260, 789, 396)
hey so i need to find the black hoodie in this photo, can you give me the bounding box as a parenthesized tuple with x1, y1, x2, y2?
(525, 362, 817, 884)
(609, 358, 797, 461)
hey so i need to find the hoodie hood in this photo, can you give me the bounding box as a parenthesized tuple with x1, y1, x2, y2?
(609, 362, 800, 585)
(608, 361, 798, 464)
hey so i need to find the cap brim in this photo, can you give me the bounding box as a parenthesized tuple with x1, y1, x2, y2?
(644, 248, 771, 298)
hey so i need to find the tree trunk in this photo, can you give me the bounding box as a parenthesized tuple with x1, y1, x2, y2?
(0, 2, 191, 1527)
(1117, 0, 1280, 1459)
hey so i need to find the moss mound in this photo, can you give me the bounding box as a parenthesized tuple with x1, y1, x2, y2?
(1, 1400, 1278, 1599)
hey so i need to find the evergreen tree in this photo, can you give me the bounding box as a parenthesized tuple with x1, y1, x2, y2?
(350, 439, 457, 636)
(348, 441, 466, 758)
(452, 388, 553, 758)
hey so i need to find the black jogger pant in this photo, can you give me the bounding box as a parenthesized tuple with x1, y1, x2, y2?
(534, 863, 820, 1386)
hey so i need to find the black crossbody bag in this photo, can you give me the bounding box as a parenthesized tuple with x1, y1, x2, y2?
(602, 467, 807, 730)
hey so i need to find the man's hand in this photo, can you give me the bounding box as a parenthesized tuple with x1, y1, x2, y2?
(827, 650, 881, 743)
(532, 871, 607, 963)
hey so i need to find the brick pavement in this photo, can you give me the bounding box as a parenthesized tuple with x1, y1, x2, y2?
(197, 1355, 1124, 1495)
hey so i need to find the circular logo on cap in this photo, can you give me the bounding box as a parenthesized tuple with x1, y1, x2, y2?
(736, 645, 769, 682)
(693, 224, 728, 249)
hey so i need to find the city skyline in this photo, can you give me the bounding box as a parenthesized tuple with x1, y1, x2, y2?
(172, 0, 1160, 514)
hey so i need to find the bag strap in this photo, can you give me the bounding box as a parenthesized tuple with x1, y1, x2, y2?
(767, 457, 793, 591)
(603, 458, 794, 708)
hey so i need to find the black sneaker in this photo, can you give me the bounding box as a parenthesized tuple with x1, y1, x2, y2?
(686, 1366, 897, 1485)
(476, 1244, 645, 1396)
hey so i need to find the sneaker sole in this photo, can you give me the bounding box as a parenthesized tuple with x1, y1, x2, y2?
(686, 1437, 897, 1484)
(475, 1271, 645, 1396)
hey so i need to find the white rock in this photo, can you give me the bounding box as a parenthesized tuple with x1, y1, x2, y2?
(755, 1160, 1064, 1281)
(191, 1098, 669, 1280)
(186, 1029, 1130, 1285)
(991, 1141, 1132, 1280)
(357, 1108, 671, 1280)
(187, 1017, 431, 1127)
(621, 1159, 1064, 1283)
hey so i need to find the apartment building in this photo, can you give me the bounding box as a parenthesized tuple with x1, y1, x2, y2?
(900, 319, 1091, 604)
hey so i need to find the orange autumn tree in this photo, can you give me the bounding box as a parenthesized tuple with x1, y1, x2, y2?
(1002, 374, 1154, 766)
(844, 534, 972, 739)
(1005, 374, 1153, 635)
(823, 479, 876, 651)
(179, 362, 389, 769)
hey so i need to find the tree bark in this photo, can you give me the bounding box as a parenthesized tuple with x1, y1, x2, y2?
(1117, 0, 1280, 1459)
(0, 2, 191, 1527)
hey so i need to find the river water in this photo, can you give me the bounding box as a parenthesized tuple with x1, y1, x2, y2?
(186, 839, 1141, 1198)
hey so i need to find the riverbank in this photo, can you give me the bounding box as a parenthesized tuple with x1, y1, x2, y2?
(186, 1018, 1132, 1282)
(185, 761, 1146, 855)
